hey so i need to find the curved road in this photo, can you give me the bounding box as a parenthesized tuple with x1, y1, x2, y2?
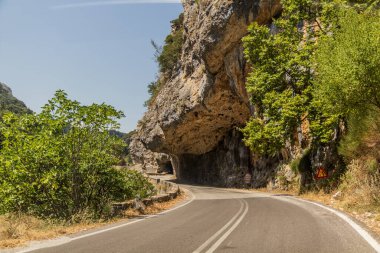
(17, 184, 380, 253)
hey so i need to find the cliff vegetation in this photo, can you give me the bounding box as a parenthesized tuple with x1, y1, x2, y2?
(145, 13, 184, 107)
(242, 0, 380, 207)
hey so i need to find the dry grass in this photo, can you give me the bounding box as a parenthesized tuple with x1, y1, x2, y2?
(300, 191, 380, 236)
(0, 214, 110, 249)
(258, 187, 380, 236)
(124, 191, 187, 218)
(256, 152, 380, 237)
(0, 190, 188, 249)
(339, 159, 380, 208)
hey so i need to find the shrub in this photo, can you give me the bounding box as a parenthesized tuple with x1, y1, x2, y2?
(0, 90, 154, 220)
(144, 80, 162, 107)
(290, 158, 300, 174)
(158, 29, 183, 75)
(157, 13, 184, 75)
(145, 13, 184, 107)
(123, 169, 156, 200)
(314, 7, 380, 120)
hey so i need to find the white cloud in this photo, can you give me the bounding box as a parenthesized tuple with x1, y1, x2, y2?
(52, 0, 182, 10)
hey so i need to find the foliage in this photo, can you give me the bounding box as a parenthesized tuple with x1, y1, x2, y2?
(339, 109, 380, 160)
(290, 157, 301, 174)
(109, 129, 134, 161)
(307, 99, 340, 144)
(241, 0, 321, 156)
(314, 7, 380, 119)
(0, 90, 154, 220)
(313, 5, 380, 159)
(157, 13, 184, 75)
(144, 80, 162, 107)
(242, 0, 379, 157)
(123, 169, 156, 200)
(145, 13, 184, 107)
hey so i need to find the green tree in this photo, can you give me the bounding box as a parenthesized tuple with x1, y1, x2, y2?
(313, 6, 380, 158)
(314, 8, 380, 118)
(241, 0, 320, 156)
(241, 0, 378, 155)
(0, 90, 154, 219)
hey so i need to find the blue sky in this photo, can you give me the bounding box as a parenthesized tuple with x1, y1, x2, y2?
(0, 0, 183, 132)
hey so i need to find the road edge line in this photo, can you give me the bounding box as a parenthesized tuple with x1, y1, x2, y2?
(287, 196, 380, 253)
(17, 187, 196, 253)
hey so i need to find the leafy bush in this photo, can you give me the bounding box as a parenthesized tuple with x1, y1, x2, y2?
(290, 158, 301, 174)
(157, 13, 184, 75)
(144, 80, 162, 107)
(314, 7, 380, 120)
(123, 170, 156, 200)
(158, 30, 183, 75)
(0, 90, 154, 220)
(242, 0, 379, 196)
(241, 0, 319, 156)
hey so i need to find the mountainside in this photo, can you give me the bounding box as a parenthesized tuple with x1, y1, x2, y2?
(131, 0, 283, 186)
(131, 0, 379, 194)
(0, 82, 31, 116)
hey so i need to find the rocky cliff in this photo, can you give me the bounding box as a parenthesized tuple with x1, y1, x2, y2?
(0, 82, 31, 116)
(131, 0, 282, 186)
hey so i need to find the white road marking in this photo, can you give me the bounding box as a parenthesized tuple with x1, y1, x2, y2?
(15, 189, 196, 253)
(192, 199, 244, 253)
(205, 200, 249, 253)
(284, 197, 380, 253)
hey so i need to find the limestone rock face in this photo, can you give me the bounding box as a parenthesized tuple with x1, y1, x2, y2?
(0, 82, 32, 115)
(0, 83, 12, 95)
(131, 0, 281, 184)
(130, 138, 172, 174)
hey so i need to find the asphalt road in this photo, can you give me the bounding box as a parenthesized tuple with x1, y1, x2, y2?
(17, 184, 380, 253)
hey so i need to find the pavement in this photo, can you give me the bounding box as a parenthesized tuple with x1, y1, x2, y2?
(10, 184, 380, 253)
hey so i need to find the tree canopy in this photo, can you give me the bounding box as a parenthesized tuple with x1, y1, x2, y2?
(241, 0, 379, 157)
(0, 90, 155, 220)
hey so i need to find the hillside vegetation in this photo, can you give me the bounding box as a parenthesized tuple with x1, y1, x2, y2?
(144, 13, 184, 107)
(0, 90, 155, 221)
(242, 0, 380, 207)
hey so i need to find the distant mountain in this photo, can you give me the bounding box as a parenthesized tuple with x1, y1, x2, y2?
(0, 82, 32, 116)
